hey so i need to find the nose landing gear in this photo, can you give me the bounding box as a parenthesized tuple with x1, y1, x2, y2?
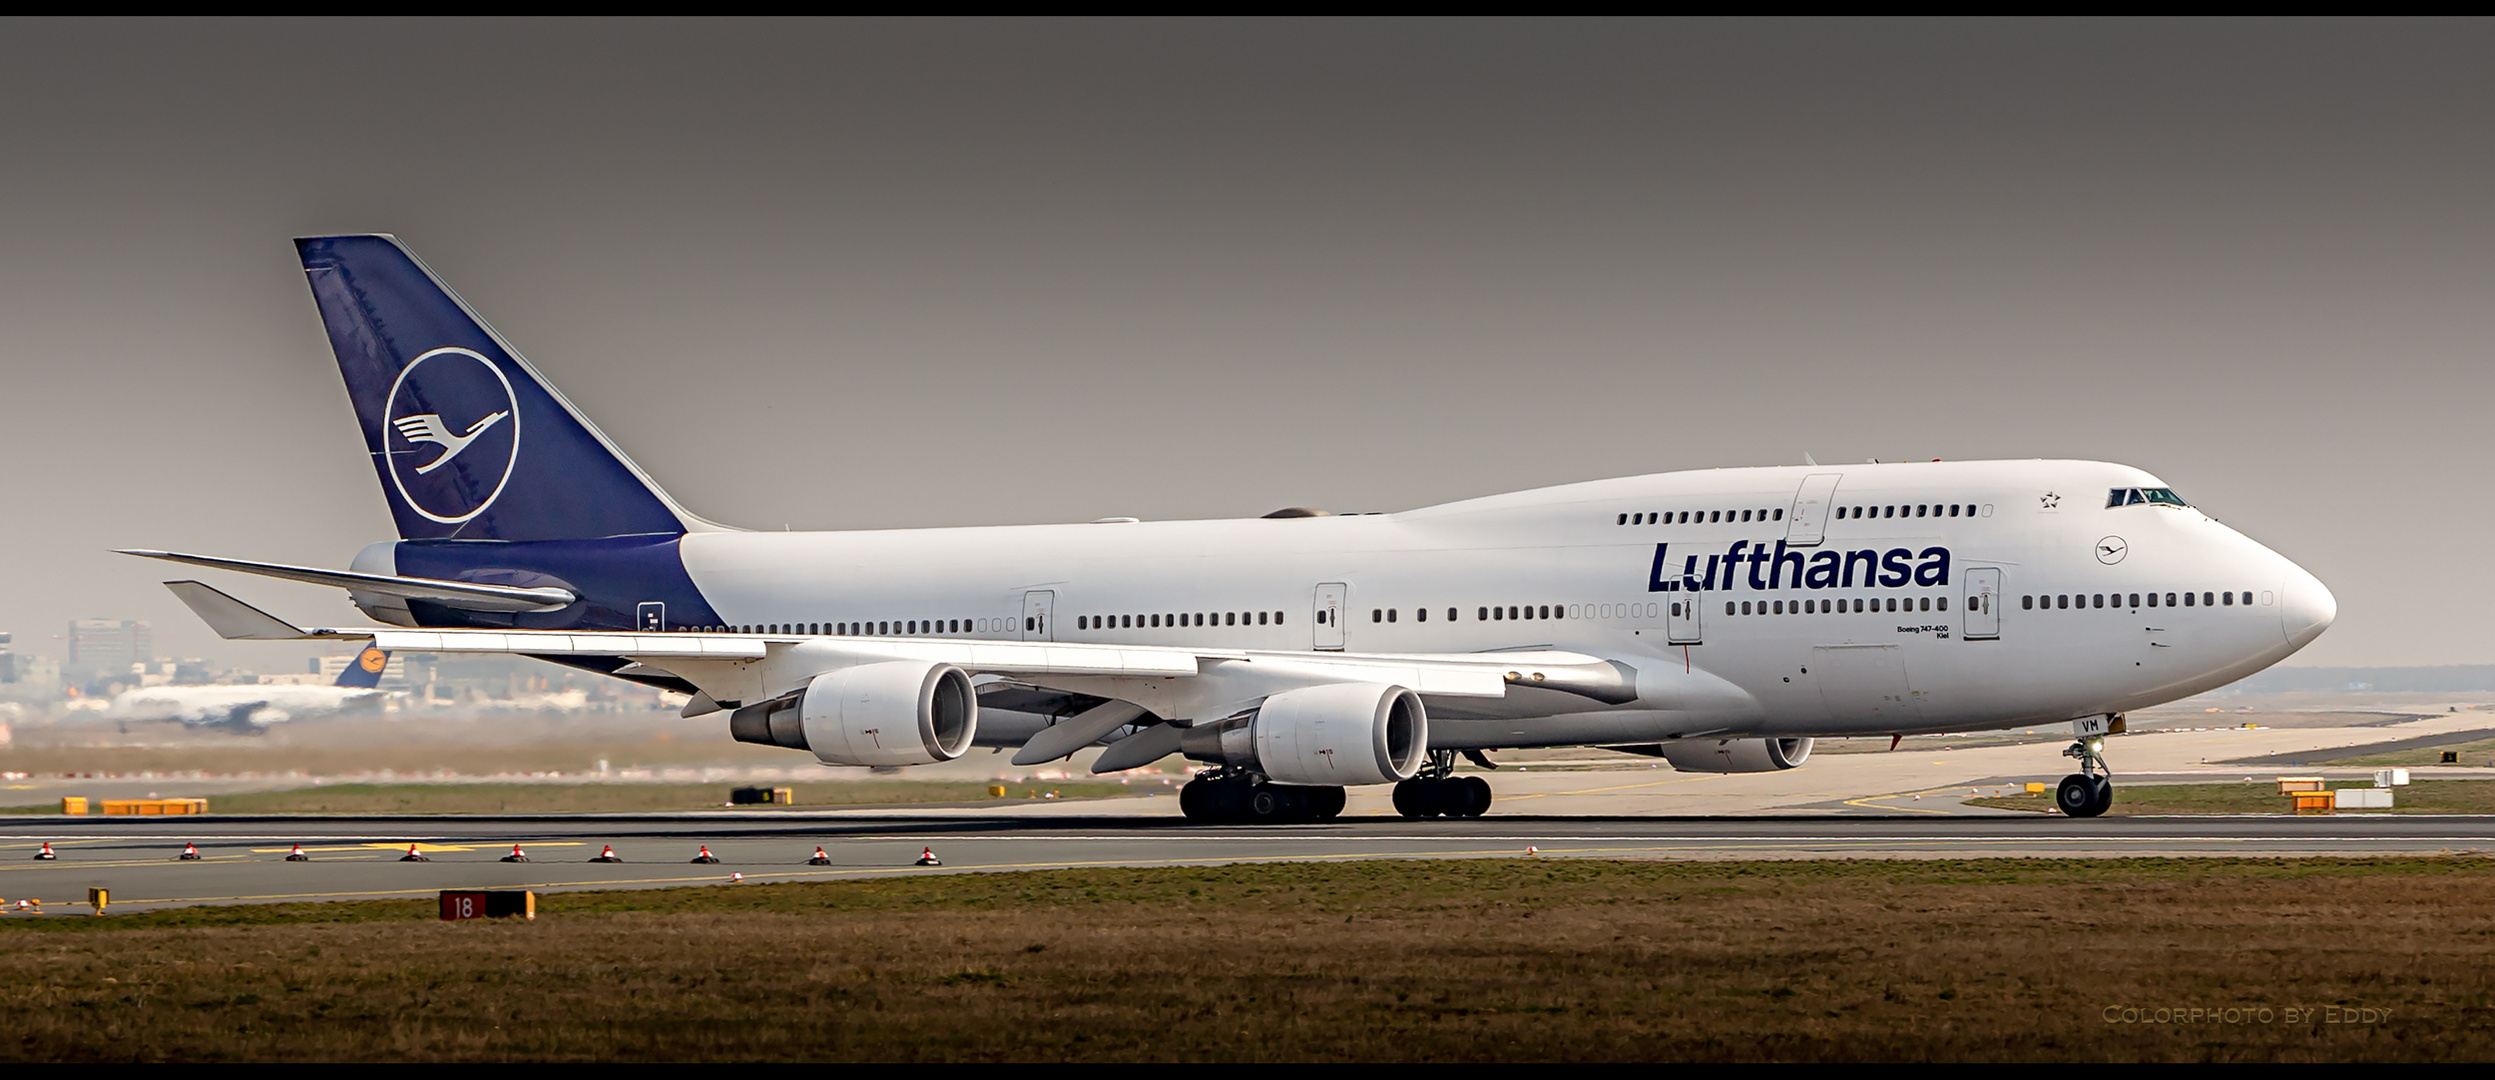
(2056, 727, 2115, 818)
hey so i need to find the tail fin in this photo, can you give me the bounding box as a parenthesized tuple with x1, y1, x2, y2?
(296, 235, 705, 541)
(333, 645, 391, 689)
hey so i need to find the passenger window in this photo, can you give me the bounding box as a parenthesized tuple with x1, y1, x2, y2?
(1938, 596, 1949, 611)
(1726, 602, 1737, 616)
(1670, 602, 1681, 618)
(2223, 592, 2234, 606)
(2127, 594, 2139, 608)
(2023, 596, 2033, 610)
(1447, 607, 1458, 621)
(1948, 505, 1959, 517)
(1388, 609, 1398, 623)
(2204, 592, 2216, 607)
(1414, 608, 1426, 622)
(1538, 605, 1550, 619)
(1478, 607, 1489, 620)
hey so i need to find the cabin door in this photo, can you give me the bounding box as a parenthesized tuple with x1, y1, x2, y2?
(1313, 583, 1348, 650)
(1963, 568, 2002, 640)
(1021, 591, 1055, 642)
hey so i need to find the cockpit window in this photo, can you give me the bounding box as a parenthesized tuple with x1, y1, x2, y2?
(2108, 487, 2189, 508)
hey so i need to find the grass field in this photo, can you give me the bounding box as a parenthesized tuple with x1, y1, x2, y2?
(1965, 779, 2495, 815)
(1, 781, 1147, 815)
(0, 858, 2485, 1061)
(2325, 737, 2495, 768)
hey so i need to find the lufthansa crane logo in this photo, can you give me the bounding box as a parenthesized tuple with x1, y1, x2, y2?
(383, 347, 520, 525)
(2096, 536, 2128, 565)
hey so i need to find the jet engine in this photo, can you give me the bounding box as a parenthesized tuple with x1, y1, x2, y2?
(1178, 682, 1428, 786)
(728, 661, 977, 767)
(1650, 737, 1813, 773)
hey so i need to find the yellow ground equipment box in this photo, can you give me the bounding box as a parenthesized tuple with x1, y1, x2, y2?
(100, 798, 209, 816)
(729, 786, 794, 805)
(2275, 777, 2325, 795)
(2290, 791, 2335, 815)
(60, 797, 87, 816)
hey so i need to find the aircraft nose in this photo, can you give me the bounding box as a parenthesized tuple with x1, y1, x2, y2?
(2280, 564, 2336, 650)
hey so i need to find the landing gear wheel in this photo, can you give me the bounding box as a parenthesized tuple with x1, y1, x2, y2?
(1459, 775, 1493, 818)
(2056, 773, 2106, 818)
(1180, 778, 1209, 821)
(1248, 784, 1308, 823)
(1393, 778, 1430, 819)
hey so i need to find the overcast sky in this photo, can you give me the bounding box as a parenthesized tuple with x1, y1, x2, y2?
(0, 19, 2488, 668)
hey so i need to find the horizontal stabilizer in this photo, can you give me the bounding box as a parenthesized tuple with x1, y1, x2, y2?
(121, 550, 575, 612)
(163, 581, 318, 640)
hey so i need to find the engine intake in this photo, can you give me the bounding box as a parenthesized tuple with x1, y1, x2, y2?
(1648, 737, 1813, 773)
(1179, 682, 1428, 786)
(728, 661, 977, 767)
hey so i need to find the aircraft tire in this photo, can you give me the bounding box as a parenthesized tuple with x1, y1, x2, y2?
(2056, 773, 2105, 818)
(1460, 775, 1493, 818)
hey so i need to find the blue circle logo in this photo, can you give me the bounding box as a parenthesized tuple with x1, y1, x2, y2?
(383, 348, 520, 525)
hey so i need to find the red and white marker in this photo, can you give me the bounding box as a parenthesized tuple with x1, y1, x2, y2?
(691, 846, 720, 864)
(285, 844, 310, 862)
(500, 844, 530, 863)
(808, 846, 832, 866)
(915, 847, 942, 866)
(33, 842, 57, 861)
(179, 842, 202, 861)
(399, 844, 429, 862)
(591, 845, 622, 863)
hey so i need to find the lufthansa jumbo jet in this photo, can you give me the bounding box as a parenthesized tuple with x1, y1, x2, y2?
(131, 235, 2335, 821)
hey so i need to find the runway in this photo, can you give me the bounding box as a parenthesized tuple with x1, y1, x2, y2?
(6, 811, 2494, 915)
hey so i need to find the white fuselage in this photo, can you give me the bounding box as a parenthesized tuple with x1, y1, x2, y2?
(654, 459, 2333, 749)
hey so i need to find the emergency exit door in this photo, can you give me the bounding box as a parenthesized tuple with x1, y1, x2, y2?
(1021, 591, 1055, 642)
(1313, 583, 1347, 650)
(1963, 568, 2001, 640)
(1667, 590, 1704, 644)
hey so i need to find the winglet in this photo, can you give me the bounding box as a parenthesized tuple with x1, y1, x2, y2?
(162, 581, 359, 641)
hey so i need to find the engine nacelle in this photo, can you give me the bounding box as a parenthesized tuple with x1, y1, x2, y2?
(728, 661, 977, 767)
(1652, 737, 1813, 773)
(1179, 682, 1428, 786)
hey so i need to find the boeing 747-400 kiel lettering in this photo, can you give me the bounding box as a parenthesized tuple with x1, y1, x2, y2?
(131, 235, 2335, 820)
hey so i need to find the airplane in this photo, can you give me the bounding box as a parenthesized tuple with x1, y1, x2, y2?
(105, 643, 394, 732)
(132, 234, 2335, 820)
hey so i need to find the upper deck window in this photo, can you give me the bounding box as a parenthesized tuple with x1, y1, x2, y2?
(2107, 487, 2189, 509)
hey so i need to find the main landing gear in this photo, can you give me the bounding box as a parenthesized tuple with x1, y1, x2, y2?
(1393, 750, 1492, 819)
(1179, 770, 1345, 824)
(2056, 731, 2115, 819)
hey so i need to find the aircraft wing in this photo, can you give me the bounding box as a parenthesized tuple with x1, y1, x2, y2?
(157, 582, 1628, 719)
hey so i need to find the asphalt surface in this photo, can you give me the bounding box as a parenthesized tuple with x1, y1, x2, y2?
(6, 811, 2494, 915)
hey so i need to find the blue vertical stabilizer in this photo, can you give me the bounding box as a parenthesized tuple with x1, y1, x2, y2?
(333, 645, 391, 689)
(296, 235, 694, 542)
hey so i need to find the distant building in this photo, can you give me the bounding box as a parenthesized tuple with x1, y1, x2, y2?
(1, 630, 14, 683)
(67, 619, 151, 674)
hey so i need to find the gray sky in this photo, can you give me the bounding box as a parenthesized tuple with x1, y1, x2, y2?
(1, 19, 2487, 668)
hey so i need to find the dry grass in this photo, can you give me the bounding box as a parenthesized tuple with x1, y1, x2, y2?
(2, 858, 2490, 1061)
(1967, 780, 2495, 815)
